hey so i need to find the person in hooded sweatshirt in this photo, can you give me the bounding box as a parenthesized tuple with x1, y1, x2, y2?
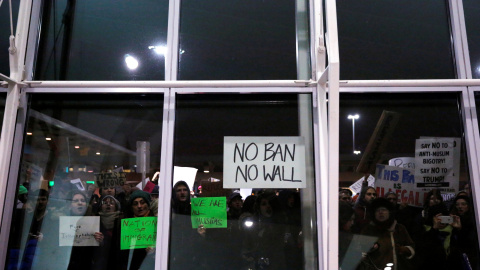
(169, 181, 205, 269)
(359, 197, 415, 270)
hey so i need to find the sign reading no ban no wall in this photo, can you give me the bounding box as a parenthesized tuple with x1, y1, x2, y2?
(223, 136, 307, 189)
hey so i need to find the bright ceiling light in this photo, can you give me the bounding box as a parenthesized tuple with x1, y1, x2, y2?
(45, 137, 52, 141)
(125, 54, 139, 70)
(26, 132, 33, 135)
(148, 45, 167, 55)
(75, 146, 80, 149)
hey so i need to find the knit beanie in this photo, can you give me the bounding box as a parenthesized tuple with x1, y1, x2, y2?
(18, 185, 28, 195)
(129, 190, 152, 207)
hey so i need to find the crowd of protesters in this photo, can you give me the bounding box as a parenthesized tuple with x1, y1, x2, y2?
(339, 179, 480, 270)
(7, 176, 305, 270)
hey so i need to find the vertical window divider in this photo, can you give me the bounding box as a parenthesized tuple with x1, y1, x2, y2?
(165, 0, 181, 82)
(156, 89, 177, 269)
(465, 88, 480, 246)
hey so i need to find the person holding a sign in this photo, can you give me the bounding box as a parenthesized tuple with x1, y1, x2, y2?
(124, 190, 155, 270)
(92, 195, 126, 270)
(359, 198, 415, 270)
(67, 190, 104, 270)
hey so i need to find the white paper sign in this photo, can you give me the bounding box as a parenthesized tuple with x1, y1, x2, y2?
(223, 136, 307, 188)
(59, 216, 100, 246)
(388, 157, 415, 169)
(414, 137, 460, 193)
(173, 166, 198, 191)
(375, 164, 428, 207)
(349, 175, 375, 195)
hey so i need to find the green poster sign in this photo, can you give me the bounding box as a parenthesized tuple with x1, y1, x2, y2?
(121, 217, 157, 250)
(191, 197, 227, 228)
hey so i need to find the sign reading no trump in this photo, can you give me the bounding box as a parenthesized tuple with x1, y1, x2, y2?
(223, 137, 306, 189)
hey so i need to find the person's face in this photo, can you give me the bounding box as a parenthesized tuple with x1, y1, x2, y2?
(343, 214, 354, 232)
(71, 194, 87, 216)
(123, 184, 132, 194)
(132, 198, 148, 216)
(464, 184, 471, 196)
(230, 197, 243, 211)
(102, 187, 116, 196)
(429, 195, 441, 207)
(175, 185, 189, 202)
(455, 199, 469, 215)
(386, 194, 398, 205)
(287, 196, 295, 207)
(87, 185, 96, 192)
(260, 198, 273, 217)
(375, 207, 390, 222)
(339, 193, 352, 204)
(101, 198, 116, 213)
(364, 188, 377, 203)
(36, 196, 48, 211)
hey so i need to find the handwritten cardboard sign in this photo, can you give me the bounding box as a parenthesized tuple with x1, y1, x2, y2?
(223, 136, 307, 188)
(59, 216, 100, 246)
(121, 217, 157, 250)
(415, 137, 460, 193)
(95, 172, 126, 188)
(191, 197, 227, 229)
(375, 164, 428, 207)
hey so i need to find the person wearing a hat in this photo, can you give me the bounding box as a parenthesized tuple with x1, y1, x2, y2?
(129, 190, 152, 218)
(228, 192, 243, 220)
(359, 197, 415, 270)
(17, 185, 28, 209)
(124, 190, 155, 270)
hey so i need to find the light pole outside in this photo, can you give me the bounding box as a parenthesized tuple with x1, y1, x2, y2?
(347, 114, 360, 154)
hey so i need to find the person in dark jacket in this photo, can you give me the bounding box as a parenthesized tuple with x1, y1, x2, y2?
(359, 198, 415, 270)
(124, 190, 155, 270)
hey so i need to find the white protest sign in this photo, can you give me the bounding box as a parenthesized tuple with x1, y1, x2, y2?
(375, 164, 428, 207)
(223, 136, 306, 189)
(173, 166, 198, 191)
(388, 157, 415, 169)
(70, 178, 85, 191)
(349, 175, 375, 195)
(415, 137, 460, 193)
(59, 216, 100, 246)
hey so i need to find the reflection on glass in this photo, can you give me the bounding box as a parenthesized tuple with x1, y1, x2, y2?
(0, 1, 19, 75)
(178, 0, 297, 80)
(34, 0, 168, 80)
(339, 93, 478, 269)
(0, 93, 6, 129)
(6, 94, 163, 269)
(169, 94, 317, 269)
(337, 0, 455, 79)
(463, 0, 480, 79)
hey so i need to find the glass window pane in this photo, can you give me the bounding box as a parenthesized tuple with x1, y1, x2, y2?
(339, 92, 478, 269)
(464, 0, 480, 79)
(0, 0, 20, 76)
(178, 1, 298, 80)
(337, 0, 456, 80)
(6, 94, 164, 269)
(34, 1, 169, 80)
(169, 93, 318, 269)
(0, 93, 6, 129)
